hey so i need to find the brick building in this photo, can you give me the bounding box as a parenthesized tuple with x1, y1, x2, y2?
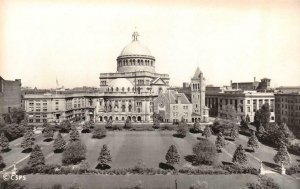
(0, 76, 22, 117)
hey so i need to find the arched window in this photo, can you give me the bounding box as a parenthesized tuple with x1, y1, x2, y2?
(138, 59, 140, 63)
(127, 87, 130, 92)
(128, 105, 132, 112)
(111, 87, 113, 92)
(122, 87, 125, 92)
(116, 87, 119, 92)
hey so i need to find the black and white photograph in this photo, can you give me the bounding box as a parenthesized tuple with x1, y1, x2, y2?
(0, 0, 300, 188)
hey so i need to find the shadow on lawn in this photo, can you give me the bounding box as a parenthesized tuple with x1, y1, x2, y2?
(1, 148, 11, 153)
(245, 148, 255, 153)
(172, 134, 185, 138)
(95, 164, 111, 170)
(224, 137, 235, 142)
(43, 138, 53, 142)
(22, 148, 32, 153)
(159, 162, 175, 170)
(54, 149, 64, 153)
(221, 161, 234, 166)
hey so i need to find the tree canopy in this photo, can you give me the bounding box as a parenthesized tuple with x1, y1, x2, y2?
(165, 144, 180, 166)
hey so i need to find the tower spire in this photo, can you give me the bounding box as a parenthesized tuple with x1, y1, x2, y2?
(132, 27, 139, 41)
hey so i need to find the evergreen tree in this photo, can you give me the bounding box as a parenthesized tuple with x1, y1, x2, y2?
(230, 125, 239, 140)
(89, 120, 95, 128)
(277, 123, 295, 146)
(62, 140, 87, 165)
(0, 132, 9, 151)
(215, 132, 225, 151)
(256, 124, 265, 138)
(105, 120, 113, 129)
(202, 125, 212, 138)
(21, 130, 34, 151)
(53, 132, 66, 152)
(81, 122, 90, 133)
(43, 126, 54, 140)
(176, 120, 187, 138)
(60, 120, 72, 133)
(165, 144, 180, 166)
(273, 143, 291, 166)
(193, 120, 201, 133)
(232, 144, 248, 165)
(69, 126, 80, 141)
(260, 103, 271, 127)
(92, 126, 107, 139)
(27, 145, 45, 167)
(247, 133, 259, 152)
(245, 114, 250, 123)
(193, 140, 217, 165)
(153, 119, 160, 129)
(98, 144, 112, 165)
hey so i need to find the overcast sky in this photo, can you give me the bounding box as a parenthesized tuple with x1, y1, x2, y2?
(0, 0, 300, 89)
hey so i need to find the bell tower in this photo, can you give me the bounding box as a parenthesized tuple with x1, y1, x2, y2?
(191, 67, 206, 119)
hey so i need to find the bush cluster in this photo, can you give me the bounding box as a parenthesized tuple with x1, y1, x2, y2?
(221, 164, 258, 175)
(286, 165, 300, 175)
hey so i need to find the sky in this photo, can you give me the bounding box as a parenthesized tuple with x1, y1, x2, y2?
(0, 0, 300, 89)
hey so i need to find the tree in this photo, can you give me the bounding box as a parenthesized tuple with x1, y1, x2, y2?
(81, 122, 91, 133)
(69, 126, 80, 141)
(0, 132, 9, 151)
(247, 133, 259, 152)
(230, 124, 239, 140)
(21, 130, 34, 151)
(124, 118, 132, 129)
(153, 119, 160, 129)
(92, 126, 107, 139)
(105, 120, 113, 129)
(27, 145, 45, 167)
(98, 144, 112, 165)
(176, 120, 187, 138)
(62, 140, 87, 165)
(273, 143, 291, 166)
(193, 140, 217, 165)
(191, 120, 201, 133)
(2, 107, 25, 124)
(3, 123, 25, 141)
(260, 103, 271, 128)
(60, 120, 72, 133)
(43, 126, 54, 141)
(245, 114, 250, 123)
(277, 123, 294, 146)
(88, 120, 95, 128)
(53, 132, 66, 152)
(215, 132, 226, 152)
(232, 145, 248, 165)
(165, 144, 180, 166)
(202, 125, 211, 138)
(222, 104, 238, 122)
(79, 160, 90, 172)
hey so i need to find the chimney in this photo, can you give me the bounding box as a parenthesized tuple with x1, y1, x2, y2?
(254, 77, 256, 82)
(230, 80, 232, 86)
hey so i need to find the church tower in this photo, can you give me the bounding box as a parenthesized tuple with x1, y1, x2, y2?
(191, 67, 206, 120)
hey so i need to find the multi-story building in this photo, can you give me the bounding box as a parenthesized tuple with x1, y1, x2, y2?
(153, 90, 192, 123)
(23, 31, 171, 124)
(0, 77, 22, 118)
(231, 77, 271, 92)
(206, 90, 275, 122)
(274, 92, 300, 136)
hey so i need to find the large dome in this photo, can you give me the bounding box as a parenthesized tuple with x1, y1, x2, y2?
(119, 41, 152, 56)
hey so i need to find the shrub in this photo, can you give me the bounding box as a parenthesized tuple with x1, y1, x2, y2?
(53, 133, 66, 152)
(153, 119, 160, 129)
(232, 145, 248, 165)
(247, 175, 280, 189)
(229, 125, 239, 140)
(175, 123, 187, 138)
(165, 144, 180, 166)
(21, 130, 34, 151)
(273, 143, 291, 166)
(62, 140, 86, 165)
(215, 132, 225, 151)
(286, 165, 300, 175)
(27, 145, 45, 167)
(43, 126, 54, 140)
(247, 133, 259, 152)
(69, 126, 80, 141)
(92, 126, 107, 139)
(193, 140, 217, 165)
(98, 144, 112, 166)
(60, 120, 72, 133)
(0, 132, 9, 151)
(189, 180, 208, 189)
(202, 126, 212, 138)
(2, 123, 25, 141)
(222, 164, 258, 175)
(190, 121, 201, 134)
(0, 154, 6, 170)
(105, 120, 113, 129)
(81, 122, 91, 133)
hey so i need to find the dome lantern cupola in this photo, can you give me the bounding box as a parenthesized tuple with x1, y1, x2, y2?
(117, 31, 156, 73)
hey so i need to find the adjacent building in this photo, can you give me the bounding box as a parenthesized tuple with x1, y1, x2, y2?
(0, 77, 22, 118)
(153, 90, 192, 123)
(231, 77, 271, 92)
(274, 92, 300, 136)
(205, 90, 275, 122)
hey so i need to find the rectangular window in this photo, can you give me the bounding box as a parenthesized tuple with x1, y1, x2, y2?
(247, 107, 250, 112)
(43, 108, 47, 112)
(247, 100, 250, 104)
(36, 108, 41, 112)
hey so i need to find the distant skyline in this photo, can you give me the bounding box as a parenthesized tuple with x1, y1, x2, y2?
(1, 0, 300, 89)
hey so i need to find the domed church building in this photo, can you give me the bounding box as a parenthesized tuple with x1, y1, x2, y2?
(98, 31, 170, 122)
